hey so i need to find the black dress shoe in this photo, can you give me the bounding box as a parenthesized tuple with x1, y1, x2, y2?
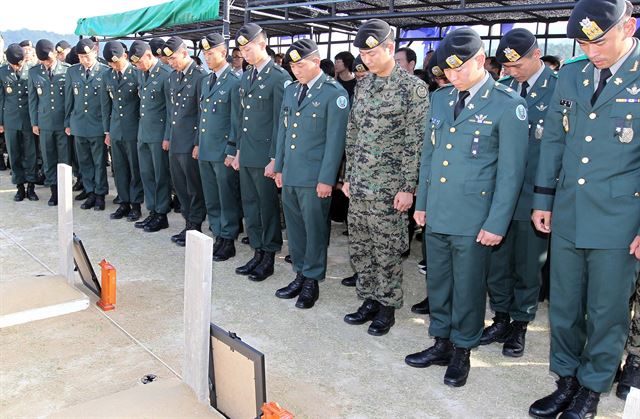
(367, 305, 395, 336)
(144, 213, 169, 232)
(529, 376, 579, 419)
(405, 337, 454, 368)
(479, 312, 511, 345)
(212, 236, 224, 256)
(617, 354, 640, 400)
(75, 190, 90, 200)
(341, 273, 357, 287)
(444, 347, 471, 387)
(175, 222, 201, 246)
(48, 185, 57, 206)
(135, 212, 156, 228)
(248, 251, 275, 281)
(284, 254, 292, 264)
(127, 203, 142, 221)
(212, 239, 236, 261)
(295, 279, 319, 309)
(72, 179, 83, 191)
(171, 227, 187, 243)
(344, 299, 380, 325)
(275, 273, 305, 299)
(112, 195, 121, 205)
(14, 184, 25, 202)
(94, 195, 105, 211)
(80, 193, 96, 209)
(558, 387, 600, 419)
(236, 250, 264, 275)
(241, 236, 250, 245)
(411, 297, 430, 314)
(26, 183, 39, 201)
(503, 321, 527, 358)
(110, 203, 131, 219)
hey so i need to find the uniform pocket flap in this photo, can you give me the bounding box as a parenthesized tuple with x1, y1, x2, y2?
(610, 175, 640, 198)
(464, 179, 496, 195)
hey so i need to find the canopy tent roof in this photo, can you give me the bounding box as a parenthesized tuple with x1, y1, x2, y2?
(75, 0, 640, 42)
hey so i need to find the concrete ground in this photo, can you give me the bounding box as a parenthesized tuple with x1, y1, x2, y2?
(0, 169, 627, 419)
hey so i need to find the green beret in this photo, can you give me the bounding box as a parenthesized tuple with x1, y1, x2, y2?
(567, 0, 627, 41)
(496, 28, 538, 64)
(286, 38, 318, 63)
(354, 19, 393, 50)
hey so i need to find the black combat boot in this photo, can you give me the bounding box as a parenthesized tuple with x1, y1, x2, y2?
(212, 238, 236, 261)
(48, 185, 57, 206)
(212, 236, 224, 256)
(248, 251, 275, 281)
(127, 203, 142, 221)
(236, 250, 264, 275)
(558, 386, 600, 419)
(75, 190, 90, 200)
(80, 193, 96, 209)
(367, 305, 395, 336)
(170, 226, 187, 243)
(275, 272, 305, 299)
(341, 273, 357, 287)
(14, 184, 26, 201)
(344, 299, 380, 325)
(135, 211, 156, 229)
(110, 203, 131, 219)
(617, 354, 640, 400)
(144, 213, 169, 232)
(405, 337, 454, 368)
(479, 311, 512, 345)
(26, 183, 38, 201)
(444, 347, 471, 387)
(529, 376, 579, 418)
(94, 194, 105, 211)
(411, 296, 430, 314)
(295, 279, 319, 309)
(503, 321, 528, 358)
(175, 222, 201, 246)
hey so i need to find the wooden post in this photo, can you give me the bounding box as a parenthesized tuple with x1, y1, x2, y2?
(183, 230, 213, 404)
(57, 164, 74, 283)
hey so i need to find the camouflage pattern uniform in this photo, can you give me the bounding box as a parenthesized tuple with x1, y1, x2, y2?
(345, 64, 429, 308)
(627, 274, 640, 356)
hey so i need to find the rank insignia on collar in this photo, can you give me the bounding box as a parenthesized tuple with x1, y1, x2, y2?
(626, 84, 640, 95)
(312, 101, 320, 107)
(530, 92, 537, 98)
(468, 103, 475, 110)
(632, 61, 639, 72)
(448, 100, 454, 107)
(219, 90, 226, 95)
(259, 84, 266, 89)
(614, 78, 623, 85)
(536, 103, 548, 111)
(583, 79, 590, 87)
(541, 79, 548, 88)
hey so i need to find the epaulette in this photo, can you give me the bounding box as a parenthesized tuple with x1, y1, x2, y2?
(563, 54, 588, 66)
(493, 82, 519, 97)
(551, 71, 559, 78)
(498, 75, 513, 83)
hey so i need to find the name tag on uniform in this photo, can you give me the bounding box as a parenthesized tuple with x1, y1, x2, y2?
(560, 99, 573, 108)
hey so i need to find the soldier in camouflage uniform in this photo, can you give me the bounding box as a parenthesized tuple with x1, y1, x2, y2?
(342, 19, 429, 337)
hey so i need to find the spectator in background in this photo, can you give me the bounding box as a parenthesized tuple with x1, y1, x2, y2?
(320, 58, 334, 77)
(266, 46, 276, 61)
(424, 49, 434, 68)
(541, 55, 561, 71)
(484, 56, 502, 80)
(334, 51, 357, 101)
(274, 53, 284, 66)
(65, 46, 79, 65)
(19, 40, 38, 66)
(231, 47, 244, 76)
(395, 47, 417, 74)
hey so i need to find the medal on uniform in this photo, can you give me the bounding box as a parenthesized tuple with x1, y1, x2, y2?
(37, 87, 43, 95)
(73, 87, 79, 95)
(620, 127, 634, 143)
(109, 92, 114, 99)
(562, 114, 569, 133)
(535, 123, 544, 140)
(6, 86, 12, 94)
(430, 129, 436, 146)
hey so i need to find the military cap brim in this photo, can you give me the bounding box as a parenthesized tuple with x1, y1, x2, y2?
(103, 41, 125, 63)
(495, 28, 538, 64)
(162, 36, 185, 57)
(201, 33, 226, 51)
(235, 23, 264, 47)
(76, 38, 96, 55)
(129, 40, 150, 63)
(567, 0, 627, 41)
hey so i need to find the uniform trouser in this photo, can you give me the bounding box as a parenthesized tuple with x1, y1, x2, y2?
(199, 160, 242, 240)
(282, 185, 331, 281)
(4, 128, 37, 185)
(627, 274, 640, 357)
(138, 141, 171, 214)
(549, 233, 639, 392)
(349, 196, 407, 309)
(111, 140, 143, 204)
(39, 130, 70, 186)
(487, 219, 549, 322)
(169, 152, 205, 225)
(239, 166, 283, 253)
(75, 136, 108, 195)
(68, 135, 80, 179)
(426, 226, 491, 348)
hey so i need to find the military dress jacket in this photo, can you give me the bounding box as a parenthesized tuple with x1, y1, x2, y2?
(274, 73, 350, 188)
(345, 64, 429, 200)
(197, 66, 241, 162)
(137, 60, 171, 143)
(237, 59, 291, 168)
(166, 60, 207, 154)
(101, 64, 140, 141)
(28, 60, 69, 131)
(416, 76, 529, 237)
(0, 63, 33, 131)
(533, 45, 640, 249)
(499, 65, 558, 221)
(64, 62, 109, 137)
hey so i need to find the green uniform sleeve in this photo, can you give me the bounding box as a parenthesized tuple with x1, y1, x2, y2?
(163, 77, 171, 141)
(273, 92, 288, 173)
(416, 105, 434, 211)
(27, 71, 38, 127)
(0, 73, 5, 127)
(270, 72, 291, 159)
(400, 82, 430, 193)
(100, 78, 112, 134)
(532, 86, 565, 212)
(226, 78, 241, 156)
(64, 70, 74, 129)
(344, 83, 360, 183)
(481, 97, 529, 236)
(318, 91, 349, 186)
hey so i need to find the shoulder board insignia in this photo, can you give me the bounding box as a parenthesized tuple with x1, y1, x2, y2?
(563, 54, 588, 66)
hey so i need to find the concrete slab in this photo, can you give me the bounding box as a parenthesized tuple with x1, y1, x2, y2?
(0, 275, 89, 328)
(50, 378, 223, 419)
